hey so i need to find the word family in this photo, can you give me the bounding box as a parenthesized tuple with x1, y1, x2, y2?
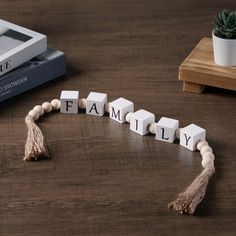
(59, 90, 207, 152)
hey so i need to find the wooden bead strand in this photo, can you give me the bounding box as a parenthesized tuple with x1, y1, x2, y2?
(125, 112, 133, 123)
(197, 140, 208, 150)
(24, 93, 216, 215)
(197, 140, 215, 168)
(33, 105, 44, 116)
(79, 98, 87, 109)
(148, 122, 157, 134)
(28, 109, 40, 121)
(51, 99, 61, 110)
(42, 102, 53, 113)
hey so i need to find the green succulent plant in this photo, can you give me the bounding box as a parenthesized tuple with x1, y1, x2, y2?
(213, 9, 236, 39)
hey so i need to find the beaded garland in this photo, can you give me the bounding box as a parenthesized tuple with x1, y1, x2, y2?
(24, 91, 215, 215)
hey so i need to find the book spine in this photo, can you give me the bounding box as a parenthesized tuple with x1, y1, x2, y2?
(0, 54, 65, 102)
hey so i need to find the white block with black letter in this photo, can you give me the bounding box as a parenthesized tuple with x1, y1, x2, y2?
(180, 124, 206, 151)
(156, 117, 179, 143)
(130, 109, 155, 135)
(86, 92, 107, 116)
(60, 90, 79, 114)
(109, 97, 134, 123)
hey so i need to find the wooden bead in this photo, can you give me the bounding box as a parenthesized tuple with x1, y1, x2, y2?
(125, 112, 133, 123)
(202, 152, 215, 161)
(105, 102, 110, 113)
(197, 140, 209, 151)
(200, 146, 212, 156)
(202, 156, 214, 168)
(79, 98, 87, 109)
(175, 128, 181, 139)
(33, 105, 44, 116)
(28, 109, 39, 120)
(42, 102, 52, 113)
(51, 99, 61, 110)
(148, 122, 157, 134)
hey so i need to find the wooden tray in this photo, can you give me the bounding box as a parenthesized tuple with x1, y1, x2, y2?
(179, 37, 236, 93)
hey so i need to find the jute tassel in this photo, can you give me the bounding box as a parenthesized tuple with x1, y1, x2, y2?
(24, 115, 49, 161)
(168, 164, 215, 214)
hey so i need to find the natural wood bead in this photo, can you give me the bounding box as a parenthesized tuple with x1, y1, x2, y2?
(202, 152, 215, 161)
(105, 102, 110, 113)
(42, 102, 52, 113)
(125, 112, 133, 123)
(202, 156, 214, 168)
(51, 99, 61, 110)
(148, 123, 157, 134)
(200, 146, 213, 156)
(79, 98, 87, 109)
(175, 128, 181, 139)
(33, 105, 44, 116)
(197, 140, 209, 151)
(28, 109, 39, 120)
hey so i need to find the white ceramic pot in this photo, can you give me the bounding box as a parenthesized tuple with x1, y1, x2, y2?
(212, 31, 236, 66)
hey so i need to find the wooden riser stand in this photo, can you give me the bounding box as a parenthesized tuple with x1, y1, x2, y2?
(179, 37, 236, 93)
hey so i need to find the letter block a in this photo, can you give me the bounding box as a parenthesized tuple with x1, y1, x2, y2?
(180, 124, 206, 151)
(86, 92, 107, 116)
(60, 90, 79, 114)
(155, 117, 179, 143)
(130, 109, 155, 136)
(109, 97, 134, 123)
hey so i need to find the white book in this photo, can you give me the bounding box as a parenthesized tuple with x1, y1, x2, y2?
(0, 19, 47, 76)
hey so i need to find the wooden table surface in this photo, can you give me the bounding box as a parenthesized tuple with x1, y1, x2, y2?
(0, 1, 236, 235)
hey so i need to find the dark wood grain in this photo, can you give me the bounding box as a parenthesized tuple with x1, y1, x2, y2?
(0, 1, 236, 235)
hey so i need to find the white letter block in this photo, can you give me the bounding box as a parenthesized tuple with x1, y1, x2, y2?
(109, 97, 134, 123)
(130, 109, 155, 136)
(180, 124, 206, 151)
(60, 90, 79, 114)
(86, 92, 107, 116)
(156, 117, 179, 143)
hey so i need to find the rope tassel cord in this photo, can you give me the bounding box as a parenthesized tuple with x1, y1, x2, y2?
(24, 97, 215, 215)
(24, 115, 49, 161)
(24, 101, 57, 161)
(168, 165, 215, 214)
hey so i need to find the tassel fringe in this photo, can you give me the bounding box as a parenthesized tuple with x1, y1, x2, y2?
(168, 165, 215, 214)
(24, 115, 49, 161)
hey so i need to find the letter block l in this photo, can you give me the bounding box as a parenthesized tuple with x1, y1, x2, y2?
(156, 117, 179, 143)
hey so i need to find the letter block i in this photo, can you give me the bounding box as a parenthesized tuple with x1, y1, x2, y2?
(109, 97, 134, 123)
(156, 117, 179, 143)
(130, 109, 155, 135)
(180, 124, 206, 151)
(86, 92, 107, 116)
(60, 90, 79, 114)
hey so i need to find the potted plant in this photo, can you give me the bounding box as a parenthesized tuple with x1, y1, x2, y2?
(212, 9, 236, 66)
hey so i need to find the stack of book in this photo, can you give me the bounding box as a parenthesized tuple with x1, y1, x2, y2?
(0, 19, 66, 102)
